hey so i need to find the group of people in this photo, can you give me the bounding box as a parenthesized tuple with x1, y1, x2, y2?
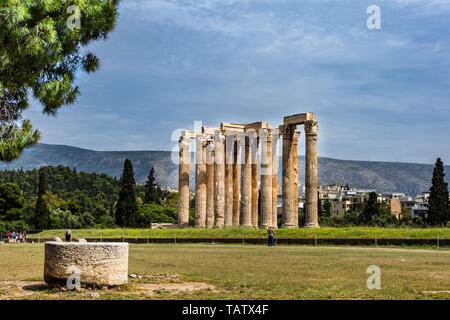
(5, 230, 27, 243)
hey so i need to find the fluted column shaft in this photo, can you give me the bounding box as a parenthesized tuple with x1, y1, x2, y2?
(214, 132, 226, 228)
(251, 135, 259, 228)
(205, 138, 215, 228)
(232, 139, 240, 226)
(281, 125, 296, 228)
(304, 120, 319, 228)
(224, 134, 234, 227)
(178, 136, 190, 228)
(195, 134, 207, 228)
(260, 129, 272, 228)
(240, 135, 252, 227)
(292, 131, 300, 228)
(272, 131, 278, 228)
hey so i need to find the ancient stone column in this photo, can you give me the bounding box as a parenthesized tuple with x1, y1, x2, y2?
(205, 137, 215, 229)
(178, 135, 190, 228)
(240, 134, 252, 227)
(251, 134, 259, 228)
(224, 134, 234, 227)
(214, 131, 226, 228)
(232, 138, 240, 226)
(195, 134, 207, 228)
(304, 120, 319, 228)
(272, 131, 278, 228)
(292, 131, 300, 228)
(260, 129, 272, 229)
(281, 125, 296, 228)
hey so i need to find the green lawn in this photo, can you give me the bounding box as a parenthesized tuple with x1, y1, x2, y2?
(0, 243, 449, 299)
(28, 227, 450, 240)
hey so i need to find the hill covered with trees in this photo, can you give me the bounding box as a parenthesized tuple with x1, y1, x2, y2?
(0, 143, 447, 196)
(0, 165, 182, 232)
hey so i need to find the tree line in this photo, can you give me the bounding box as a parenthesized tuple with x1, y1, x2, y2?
(0, 159, 181, 232)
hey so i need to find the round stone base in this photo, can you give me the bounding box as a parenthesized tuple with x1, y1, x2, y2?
(304, 222, 320, 228)
(44, 242, 129, 287)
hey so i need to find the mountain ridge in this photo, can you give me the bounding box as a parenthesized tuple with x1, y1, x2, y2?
(0, 143, 446, 196)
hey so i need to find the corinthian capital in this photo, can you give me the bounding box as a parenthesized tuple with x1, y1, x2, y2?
(279, 124, 296, 138)
(304, 120, 318, 135)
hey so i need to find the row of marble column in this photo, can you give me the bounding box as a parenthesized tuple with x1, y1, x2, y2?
(178, 120, 319, 229)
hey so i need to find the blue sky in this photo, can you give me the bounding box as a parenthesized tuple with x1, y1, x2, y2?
(23, 0, 450, 164)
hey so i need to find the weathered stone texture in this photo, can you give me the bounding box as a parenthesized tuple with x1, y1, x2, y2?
(44, 242, 129, 286)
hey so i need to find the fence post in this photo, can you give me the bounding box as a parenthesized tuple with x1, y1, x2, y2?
(275, 234, 278, 246)
(122, 236, 124, 243)
(375, 234, 377, 247)
(147, 236, 149, 244)
(175, 235, 176, 245)
(314, 234, 317, 247)
(242, 234, 245, 245)
(437, 234, 440, 249)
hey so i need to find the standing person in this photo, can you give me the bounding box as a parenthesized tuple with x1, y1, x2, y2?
(7, 230, 11, 241)
(267, 227, 276, 247)
(23, 230, 27, 243)
(65, 229, 72, 242)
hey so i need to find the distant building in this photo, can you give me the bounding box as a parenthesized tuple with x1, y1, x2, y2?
(390, 198, 402, 219)
(331, 200, 351, 217)
(411, 191, 430, 218)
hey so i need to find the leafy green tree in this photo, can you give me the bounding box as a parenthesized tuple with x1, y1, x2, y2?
(34, 170, 49, 229)
(323, 200, 332, 217)
(317, 192, 323, 217)
(144, 167, 161, 204)
(0, 0, 120, 160)
(115, 159, 138, 227)
(428, 158, 450, 225)
(0, 120, 40, 162)
(96, 215, 116, 229)
(137, 203, 178, 226)
(0, 182, 25, 220)
(359, 192, 379, 224)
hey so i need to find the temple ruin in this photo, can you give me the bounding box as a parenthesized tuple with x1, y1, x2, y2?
(177, 112, 319, 229)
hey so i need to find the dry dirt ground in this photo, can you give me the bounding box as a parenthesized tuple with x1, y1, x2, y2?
(0, 274, 218, 300)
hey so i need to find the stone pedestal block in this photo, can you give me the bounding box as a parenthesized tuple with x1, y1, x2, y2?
(44, 242, 129, 287)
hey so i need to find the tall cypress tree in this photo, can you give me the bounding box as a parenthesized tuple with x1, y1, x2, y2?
(34, 169, 49, 229)
(115, 159, 138, 227)
(428, 158, 450, 225)
(144, 167, 161, 204)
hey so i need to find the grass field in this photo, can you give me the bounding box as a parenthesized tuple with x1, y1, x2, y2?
(0, 243, 449, 300)
(26, 227, 450, 240)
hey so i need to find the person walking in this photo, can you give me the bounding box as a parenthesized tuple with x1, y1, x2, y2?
(65, 229, 72, 242)
(267, 226, 276, 247)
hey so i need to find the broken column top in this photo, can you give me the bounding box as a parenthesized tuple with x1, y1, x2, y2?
(181, 130, 199, 139)
(283, 112, 316, 126)
(201, 126, 221, 135)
